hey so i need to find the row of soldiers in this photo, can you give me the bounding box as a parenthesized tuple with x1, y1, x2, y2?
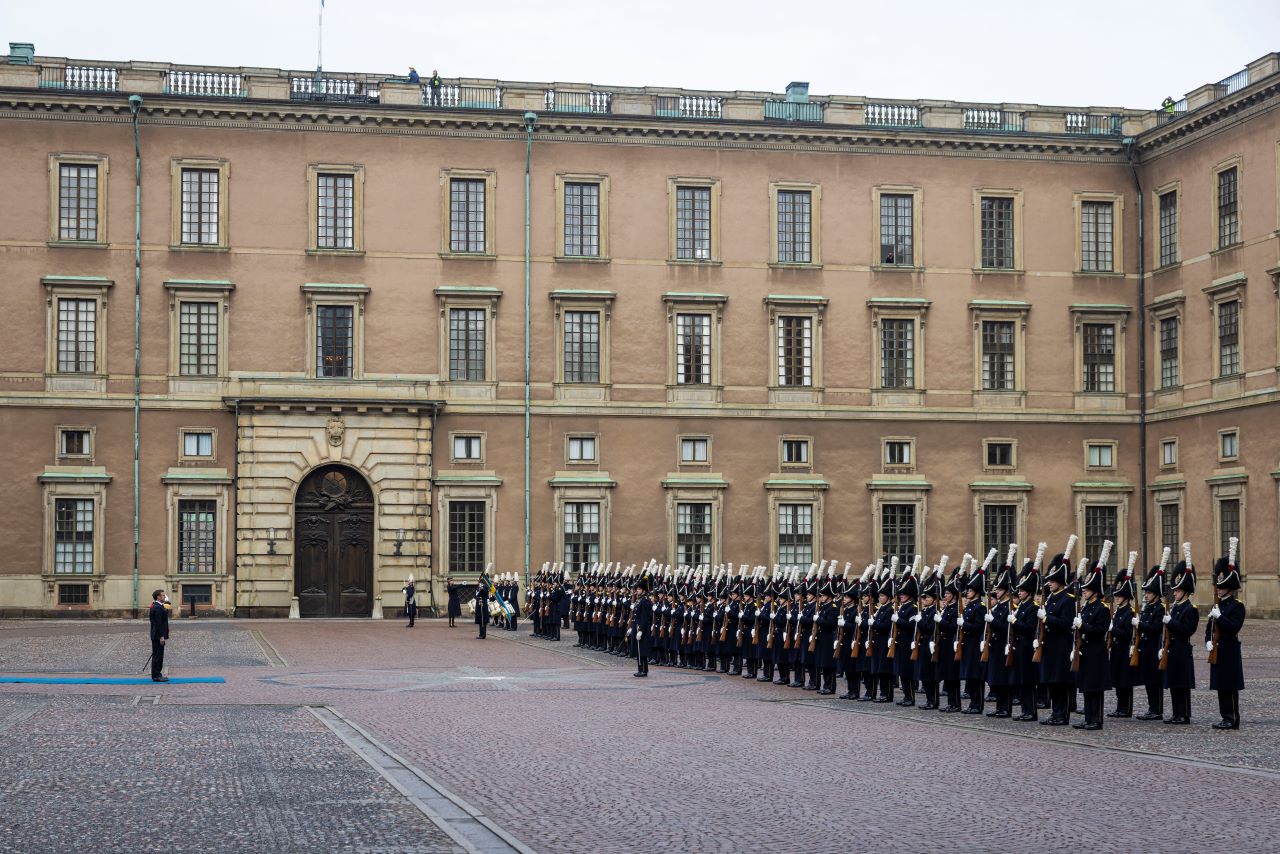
(522, 535, 1247, 730)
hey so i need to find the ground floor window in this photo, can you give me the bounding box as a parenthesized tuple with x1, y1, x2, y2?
(777, 503, 813, 569)
(880, 503, 917, 565)
(676, 502, 712, 568)
(177, 500, 217, 574)
(448, 500, 486, 574)
(563, 501, 600, 573)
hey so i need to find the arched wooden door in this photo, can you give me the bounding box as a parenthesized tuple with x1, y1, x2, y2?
(294, 465, 374, 617)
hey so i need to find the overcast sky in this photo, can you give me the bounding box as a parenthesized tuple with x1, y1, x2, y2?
(6, 0, 1278, 108)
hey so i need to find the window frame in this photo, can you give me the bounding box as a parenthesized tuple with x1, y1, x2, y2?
(169, 157, 230, 250)
(43, 277, 111, 384)
(449, 432, 486, 465)
(983, 438, 1017, 472)
(868, 298, 929, 404)
(1218, 428, 1239, 463)
(550, 290, 613, 397)
(56, 425, 94, 462)
(972, 188, 1024, 273)
(882, 436, 916, 473)
(48, 153, 108, 247)
(1153, 181, 1180, 269)
(565, 433, 599, 466)
(779, 436, 812, 472)
(302, 284, 368, 380)
(554, 173, 610, 261)
(1159, 437, 1178, 469)
(766, 296, 827, 402)
(307, 163, 365, 254)
(667, 177, 721, 264)
(1071, 306, 1129, 399)
(440, 168, 497, 258)
(1084, 439, 1118, 471)
(178, 428, 218, 463)
(678, 435, 712, 468)
(969, 301, 1029, 400)
(872, 184, 923, 270)
(769, 181, 822, 267)
(663, 293, 726, 402)
(435, 287, 501, 393)
(1211, 157, 1242, 252)
(1202, 273, 1247, 390)
(665, 483, 726, 570)
(166, 280, 234, 380)
(553, 481, 613, 571)
(40, 472, 109, 582)
(1073, 192, 1124, 274)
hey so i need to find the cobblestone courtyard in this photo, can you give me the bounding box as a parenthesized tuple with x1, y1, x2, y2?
(2, 617, 1278, 853)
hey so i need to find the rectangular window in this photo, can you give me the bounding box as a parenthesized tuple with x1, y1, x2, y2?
(1080, 201, 1114, 272)
(980, 196, 1014, 269)
(1158, 190, 1178, 266)
(675, 502, 712, 568)
(177, 499, 217, 574)
(1159, 316, 1179, 389)
(58, 163, 98, 241)
(675, 313, 711, 385)
(317, 173, 355, 250)
(1160, 439, 1177, 467)
(782, 439, 809, 465)
(563, 501, 600, 573)
(449, 178, 486, 253)
(680, 437, 709, 464)
(448, 308, 486, 381)
(1082, 323, 1115, 393)
(1217, 167, 1239, 248)
(1087, 443, 1114, 468)
(777, 503, 813, 568)
(879, 193, 914, 266)
(452, 435, 482, 461)
(179, 301, 219, 377)
(1083, 505, 1118, 568)
(181, 584, 213, 604)
(448, 501, 486, 574)
(986, 441, 1013, 468)
(563, 310, 600, 384)
(56, 297, 96, 374)
(315, 305, 354, 378)
(567, 435, 596, 462)
(59, 429, 91, 458)
(880, 319, 914, 388)
(776, 189, 812, 263)
(981, 320, 1015, 391)
(885, 440, 912, 466)
(777, 316, 813, 387)
(180, 168, 220, 245)
(1218, 300, 1240, 376)
(54, 498, 94, 574)
(58, 583, 90, 605)
(1220, 431, 1238, 460)
(182, 431, 213, 457)
(563, 182, 600, 257)
(880, 504, 917, 566)
(982, 504, 1018, 562)
(1219, 499, 1240, 555)
(1160, 503, 1180, 554)
(675, 186, 711, 260)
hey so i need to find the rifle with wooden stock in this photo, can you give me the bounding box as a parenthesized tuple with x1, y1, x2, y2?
(952, 554, 973, 664)
(1071, 540, 1109, 672)
(982, 545, 1016, 664)
(1159, 542, 1190, 671)
(1129, 546, 1166, 669)
(1207, 537, 1235, 666)
(1034, 534, 1076, 664)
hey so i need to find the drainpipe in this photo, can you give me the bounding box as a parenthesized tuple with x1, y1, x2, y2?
(522, 111, 537, 592)
(129, 94, 143, 618)
(1124, 137, 1148, 569)
(232, 398, 241, 617)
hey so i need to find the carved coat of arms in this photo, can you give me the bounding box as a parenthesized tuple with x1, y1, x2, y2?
(326, 416, 345, 447)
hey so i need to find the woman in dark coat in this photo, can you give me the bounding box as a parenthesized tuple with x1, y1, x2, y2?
(1163, 559, 1199, 725)
(1208, 551, 1245, 729)
(446, 577, 462, 627)
(1072, 561, 1112, 730)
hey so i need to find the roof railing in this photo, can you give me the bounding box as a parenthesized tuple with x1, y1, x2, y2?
(654, 94, 722, 119)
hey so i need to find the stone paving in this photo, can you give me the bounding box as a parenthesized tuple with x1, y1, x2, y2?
(0, 622, 268, 673)
(0, 616, 1277, 853)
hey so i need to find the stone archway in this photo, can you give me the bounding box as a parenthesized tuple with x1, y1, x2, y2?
(294, 464, 374, 617)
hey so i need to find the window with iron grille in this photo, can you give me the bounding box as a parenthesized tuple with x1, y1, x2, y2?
(563, 310, 600, 383)
(315, 305, 354, 378)
(180, 168, 220, 245)
(776, 189, 812, 263)
(563, 501, 600, 573)
(563, 182, 600, 257)
(880, 319, 914, 388)
(986, 441, 1013, 468)
(448, 308, 486, 381)
(782, 438, 809, 465)
(54, 498, 94, 574)
(58, 583, 89, 605)
(58, 164, 98, 241)
(59, 429, 91, 458)
(448, 501, 486, 573)
(880, 504, 916, 566)
(676, 502, 712, 568)
(179, 301, 218, 376)
(317, 173, 354, 249)
(1219, 499, 1240, 558)
(1080, 201, 1114, 272)
(1158, 190, 1178, 266)
(675, 186, 711, 260)
(885, 440, 912, 466)
(177, 499, 217, 574)
(1083, 505, 1118, 569)
(980, 197, 1014, 269)
(1217, 300, 1240, 376)
(1160, 503, 1179, 554)
(776, 316, 812, 386)
(1159, 316, 1179, 389)
(982, 504, 1017, 563)
(777, 503, 813, 568)
(879, 193, 913, 266)
(981, 320, 1015, 390)
(1082, 323, 1115, 393)
(675, 313, 711, 385)
(449, 178, 486, 253)
(1217, 167, 1239, 248)
(181, 584, 213, 604)
(57, 298, 96, 373)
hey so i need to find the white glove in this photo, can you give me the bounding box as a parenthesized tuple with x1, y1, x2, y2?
(636, 632, 643, 640)
(984, 613, 994, 624)
(891, 613, 899, 623)
(1037, 608, 1047, 619)
(933, 612, 942, 623)
(1004, 643, 1011, 656)
(1032, 639, 1040, 650)
(855, 615, 863, 626)
(751, 631, 758, 642)
(698, 614, 704, 622)
(1206, 641, 1214, 652)
(929, 641, 936, 654)
(979, 641, 986, 652)
(911, 614, 922, 623)
(1131, 617, 1139, 627)
(1157, 649, 1165, 661)
(910, 641, 917, 650)
(953, 641, 959, 652)
(1068, 649, 1075, 662)
(1072, 616, 1083, 629)
(838, 618, 846, 627)
(1162, 614, 1171, 624)
(1209, 606, 1221, 619)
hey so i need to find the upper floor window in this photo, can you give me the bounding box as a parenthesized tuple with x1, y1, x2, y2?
(59, 428, 92, 459)
(979, 196, 1015, 269)
(452, 434, 483, 462)
(1158, 189, 1178, 266)
(316, 305, 354, 378)
(1081, 323, 1115, 393)
(675, 186, 712, 260)
(675, 502, 712, 568)
(317, 173, 355, 250)
(182, 430, 214, 458)
(1160, 438, 1177, 467)
(448, 307, 486, 381)
(450, 178, 487, 253)
(879, 193, 914, 267)
(981, 320, 1015, 391)
(884, 439, 913, 467)
(567, 435, 597, 463)
(782, 438, 809, 466)
(563, 310, 601, 384)
(179, 301, 219, 377)
(880, 318, 915, 389)
(180, 168, 220, 245)
(57, 298, 97, 373)
(776, 315, 813, 387)
(58, 163, 99, 242)
(1217, 299, 1240, 376)
(1217, 166, 1239, 249)
(563, 182, 600, 257)
(985, 440, 1014, 469)
(1219, 429, 1239, 461)
(675, 313, 711, 385)
(1159, 315, 1179, 388)
(1086, 442, 1115, 468)
(776, 189, 812, 264)
(680, 436, 709, 464)
(1080, 200, 1114, 272)
(777, 503, 814, 568)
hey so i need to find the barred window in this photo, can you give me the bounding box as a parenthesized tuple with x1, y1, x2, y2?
(448, 308, 486, 381)
(58, 164, 98, 241)
(1080, 201, 1114, 272)
(317, 174, 354, 249)
(981, 320, 1015, 390)
(1082, 323, 1115, 393)
(776, 316, 812, 387)
(1217, 167, 1239, 248)
(57, 298, 96, 373)
(177, 499, 217, 574)
(980, 196, 1014, 269)
(776, 189, 812, 263)
(1083, 505, 1118, 569)
(676, 502, 712, 568)
(563, 502, 600, 573)
(1159, 316, 1179, 389)
(54, 498, 94, 574)
(563, 182, 600, 257)
(982, 504, 1017, 563)
(563, 310, 600, 383)
(180, 168, 220, 245)
(675, 313, 711, 385)
(879, 193, 913, 266)
(1219, 499, 1240, 558)
(1160, 503, 1179, 554)
(777, 504, 813, 569)
(58, 583, 90, 605)
(179, 301, 218, 376)
(448, 501, 486, 574)
(880, 504, 916, 566)
(449, 178, 486, 253)
(316, 305, 353, 378)
(675, 186, 711, 260)
(1217, 300, 1240, 377)
(1158, 190, 1178, 267)
(880, 318, 914, 389)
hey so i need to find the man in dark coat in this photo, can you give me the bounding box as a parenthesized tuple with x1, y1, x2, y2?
(871, 575, 896, 702)
(401, 577, 417, 628)
(837, 583, 860, 698)
(1136, 562, 1168, 720)
(771, 588, 792, 684)
(754, 586, 773, 681)
(855, 580, 876, 700)
(1038, 553, 1077, 726)
(1072, 557, 1112, 730)
(1107, 566, 1138, 717)
(1208, 547, 1245, 730)
(914, 572, 941, 710)
(549, 577, 564, 642)
(1163, 557, 1199, 725)
(959, 566, 987, 714)
(985, 564, 1016, 718)
(446, 577, 462, 628)
(936, 570, 961, 712)
(474, 582, 490, 639)
(814, 582, 839, 694)
(798, 583, 818, 689)
(894, 569, 920, 707)
(633, 579, 654, 677)
(148, 589, 170, 682)
(1012, 562, 1041, 721)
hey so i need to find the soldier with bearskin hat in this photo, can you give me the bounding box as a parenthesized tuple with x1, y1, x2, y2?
(1208, 538, 1245, 730)
(1162, 545, 1199, 725)
(1136, 553, 1169, 720)
(936, 558, 963, 712)
(895, 558, 920, 707)
(959, 554, 989, 714)
(1038, 540, 1078, 726)
(914, 562, 942, 710)
(985, 548, 1018, 718)
(1071, 543, 1113, 730)
(1012, 552, 1042, 721)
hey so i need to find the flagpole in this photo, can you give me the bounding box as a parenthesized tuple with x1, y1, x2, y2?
(317, 0, 324, 73)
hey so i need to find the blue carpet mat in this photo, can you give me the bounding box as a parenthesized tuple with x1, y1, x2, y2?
(0, 676, 225, 684)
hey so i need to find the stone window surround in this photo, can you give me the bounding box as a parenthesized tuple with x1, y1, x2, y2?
(43, 276, 112, 387)
(1072, 483, 1131, 568)
(1072, 190, 1125, 275)
(435, 285, 500, 395)
(765, 479, 827, 569)
(440, 168, 497, 258)
(982, 437, 1018, 472)
(871, 183, 923, 271)
(434, 475, 501, 577)
(1217, 427, 1240, 463)
(666, 176, 722, 265)
(554, 173, 610, 262)
(169, 156, 230, 251)
(970, 481, 1031, 560)
(867, 479, 930, 562)
(1159, 436, 1179, 470)
(971, 187, 1025, 273)
(768, 180, 823, 268)
(778, 435, 813, 472)
(550, 289, 614, 398)
(1207, 475, 1246, 575)
(1070, 304, 1130, 404)
(302, 283, 368, 380)
(1151, 486, 1184, 558)
(1203, 273, 1246, 390)
(663, 292, 726, 403)
(663, 477, 726, 569)
(868, 297, 929, 406)
(969, 299, 1029, 406)
(47, 152, 109, 247)
(448, 431, 486, 465)
(162, 470, 232, 581)
(882, 435, 916, 474)
(766, 294, 827, 404)
(1084, 438, 1118, 471)
(677, 434, 712, 469)
(39, 468, 110, 582)
(165, 279, 234, 380)
(55, 424, 95, 463)
(1147, 290, 1184, 401)
(551, 475, 615, 567)
(307, 162, 365, 255)
(1152, 179, 1181, 270)
(177, 427, 219, 464)
(564, 433, 600, 467)
(1210, 155, 1243, 253)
